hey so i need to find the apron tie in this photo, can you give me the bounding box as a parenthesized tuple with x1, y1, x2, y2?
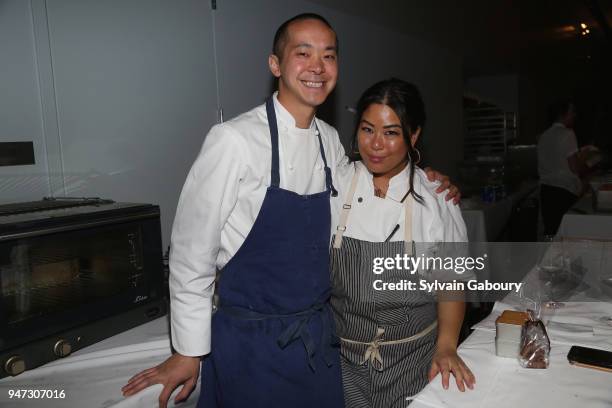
(276, 302, 338, 371)
(340, 321, 438, 372)
(362, 328, 385, 371)
(219, 302, 338, 372)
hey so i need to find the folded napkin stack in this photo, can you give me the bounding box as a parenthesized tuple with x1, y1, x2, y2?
(495, 310, 529, 358)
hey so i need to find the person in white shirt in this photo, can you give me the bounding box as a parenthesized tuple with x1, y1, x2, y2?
(537, 100, 586, 236)
(330, 79, 474, 407)
(122, 14, 459, 408)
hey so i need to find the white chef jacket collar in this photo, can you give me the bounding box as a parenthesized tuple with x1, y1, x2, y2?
(356, 160, 411, 202)
(272, 91, 316, 131)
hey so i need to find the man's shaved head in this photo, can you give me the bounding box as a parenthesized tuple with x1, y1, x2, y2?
(272, 13, 337, 60)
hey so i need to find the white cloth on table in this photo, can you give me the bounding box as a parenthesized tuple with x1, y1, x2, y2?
(550, 321, 612, 337)
(411, 329, 612, 408)
(559, 212, 612, 241)
(0, 318, 197, 408)
(471, 300, 612, 350)
(411, 255, 612, 408)
(460, 197, 514, 242)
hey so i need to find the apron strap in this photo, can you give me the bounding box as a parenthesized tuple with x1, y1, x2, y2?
(265, 97, 281, 188)
(266, 97, 336, 195)
(333, 167, 360, 249)
(314, 120, 338, 197)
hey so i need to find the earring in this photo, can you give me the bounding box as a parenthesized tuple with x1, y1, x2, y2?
(351, 139, 360, 155)
(409, 148, 421, 165)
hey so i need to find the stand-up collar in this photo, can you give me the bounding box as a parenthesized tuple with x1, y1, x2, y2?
(356, 160, 413, 202)
(272, 91, 316, 130)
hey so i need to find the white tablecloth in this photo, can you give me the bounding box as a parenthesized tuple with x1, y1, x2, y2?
(461, 198, 514, 242)
(0, 316, 200, 408)
(461, 182, 537, 242)
(559, 194, 612, 240)
(2, 235, 609, 408)
(6, 305, 608, 408)
(411, 296, 612, 408)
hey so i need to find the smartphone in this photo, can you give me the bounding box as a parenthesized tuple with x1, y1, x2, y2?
(567, 345, 612, 373)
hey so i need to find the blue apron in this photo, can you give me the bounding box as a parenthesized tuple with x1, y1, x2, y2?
(198, 98, 344, 408)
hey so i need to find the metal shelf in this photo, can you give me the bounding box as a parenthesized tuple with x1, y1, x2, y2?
(464, 103, 517, 159)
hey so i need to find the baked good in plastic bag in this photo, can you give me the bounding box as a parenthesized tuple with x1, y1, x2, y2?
(518, 309, 550, 369)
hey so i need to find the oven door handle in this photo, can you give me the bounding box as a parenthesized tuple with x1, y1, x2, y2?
(0, 213, 158, 241)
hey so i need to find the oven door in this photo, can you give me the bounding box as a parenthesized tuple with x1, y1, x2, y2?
(0, 213, 164, 351)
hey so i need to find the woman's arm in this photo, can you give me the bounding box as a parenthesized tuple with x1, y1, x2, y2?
(429, 293, 475, 392)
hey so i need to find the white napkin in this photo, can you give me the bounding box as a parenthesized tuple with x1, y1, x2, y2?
(592, 325, 612, 336)
(546, 321, 593, 337)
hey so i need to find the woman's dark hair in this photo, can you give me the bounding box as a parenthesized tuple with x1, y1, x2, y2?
(352, 78, 426, 203)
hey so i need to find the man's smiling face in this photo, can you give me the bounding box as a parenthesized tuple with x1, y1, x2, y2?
(270, 18, 338, 115)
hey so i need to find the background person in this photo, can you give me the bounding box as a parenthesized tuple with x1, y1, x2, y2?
(537, 100, 588, 236)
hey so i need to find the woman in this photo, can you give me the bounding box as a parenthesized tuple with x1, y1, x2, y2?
(330, 78, 475, 408)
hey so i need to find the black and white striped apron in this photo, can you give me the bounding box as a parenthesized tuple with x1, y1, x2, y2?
(330, 167, 437, 408)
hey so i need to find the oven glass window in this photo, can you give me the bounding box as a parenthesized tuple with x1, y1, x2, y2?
(0, 224, 145, 325)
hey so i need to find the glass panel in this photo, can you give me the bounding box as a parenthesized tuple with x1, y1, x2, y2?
(0, 224, 145, 325)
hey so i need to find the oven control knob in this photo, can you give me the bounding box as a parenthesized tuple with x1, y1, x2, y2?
(4, 356, 25, 376)
(53, 340, 72, 358)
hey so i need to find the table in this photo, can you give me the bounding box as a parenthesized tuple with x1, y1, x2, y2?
(461, 199, 513, 241)
(559, 193, 612, 240)
(461, 182, 537, 242)
(412, 287, 612, 408)
(4, 302, 610, 408)
(588, 171, 612, 192)
(0, 316, 200, 408)
(2, 236, 609, 408)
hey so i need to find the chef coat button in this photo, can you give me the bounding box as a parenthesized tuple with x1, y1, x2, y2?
(289, 165, 294, 171)
(358, 197, 363, 203)
(315, 129, 320, 136)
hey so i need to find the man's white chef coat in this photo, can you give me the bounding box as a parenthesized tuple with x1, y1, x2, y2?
(537, 122, 581, 196)
(169, 93, 349, 357)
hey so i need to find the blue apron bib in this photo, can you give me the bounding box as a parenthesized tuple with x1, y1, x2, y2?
(198, 98, 344, 408)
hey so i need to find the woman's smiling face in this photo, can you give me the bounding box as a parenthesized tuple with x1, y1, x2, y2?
(358, 103, 419, 178)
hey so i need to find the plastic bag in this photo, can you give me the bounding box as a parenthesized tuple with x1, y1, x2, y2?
(518, 309, 550, 369)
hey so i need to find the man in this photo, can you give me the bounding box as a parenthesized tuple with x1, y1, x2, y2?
(122, 13, 458, 408)
(537, 100, 587, 236)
